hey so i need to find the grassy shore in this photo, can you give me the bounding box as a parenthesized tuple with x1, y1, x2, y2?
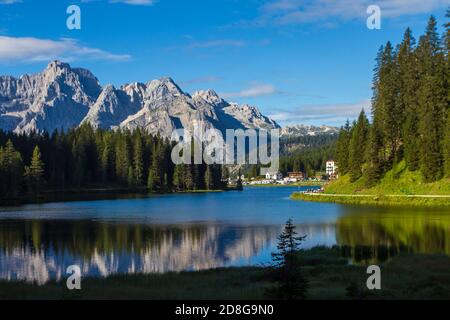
(1, 247, 449, 300)
(291, 161, 450, 207)
(291, 193, 450, 207)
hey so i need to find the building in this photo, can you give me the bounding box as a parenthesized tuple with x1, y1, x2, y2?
(287, 172, 305, 181)
(265, 172, 283, 180)
(326, 160, 337, 176)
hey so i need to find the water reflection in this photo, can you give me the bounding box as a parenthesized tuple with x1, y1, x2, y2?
(336, 208, 450, 256)
(0, 188, 449, 284)
(0, 220, 281, 284)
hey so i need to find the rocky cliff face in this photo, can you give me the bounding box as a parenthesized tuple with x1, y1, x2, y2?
(0, 61, 280, 137)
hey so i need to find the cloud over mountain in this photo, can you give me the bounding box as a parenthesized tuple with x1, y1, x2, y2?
(0, 36, 131, 63)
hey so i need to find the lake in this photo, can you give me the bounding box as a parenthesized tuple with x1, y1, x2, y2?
(0, 186, 449, 284)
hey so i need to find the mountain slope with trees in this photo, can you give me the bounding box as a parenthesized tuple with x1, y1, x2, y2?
(331, 14, 450, 194)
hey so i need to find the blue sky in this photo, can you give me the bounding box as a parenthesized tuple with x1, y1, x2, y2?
(0, 0, 448, 126)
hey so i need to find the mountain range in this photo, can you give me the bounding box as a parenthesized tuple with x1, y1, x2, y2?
(0, 61, 337, 138)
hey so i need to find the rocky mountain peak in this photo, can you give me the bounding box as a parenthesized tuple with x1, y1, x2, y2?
(0, 62, 280, 136)
(192, 89, 225, 107)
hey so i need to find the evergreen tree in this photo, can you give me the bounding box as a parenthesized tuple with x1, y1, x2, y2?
(115, 135, 130, 185)
(147, 141, 163, 192)
(417, 16, 446, 181)
(204, 165, 213, 190)
(348, 110, 369, 182)
(444, 9, 450, 176)
(127, 166, 135, 187)
(396, 28, 420, 170)
(184, 165, 194, 190)
(444, 112, 450, 177)
(365, 124, 384, 187)
(101, 136, 114, 183)
(25, 145, 45, 194)
(133, 134, 144, 186)
(172, 164, 185, 191)
(267, 218, 308, 300)
(0, 140, 23, 197)
(335, 120, 351, 174)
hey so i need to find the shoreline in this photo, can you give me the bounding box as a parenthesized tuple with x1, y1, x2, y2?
(0, 187, 234, 207)
(291, 192, 450, 207)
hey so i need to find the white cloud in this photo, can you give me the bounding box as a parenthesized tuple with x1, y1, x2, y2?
(0, 36, 131, 63)
(255, 0, 449, 25)
(0, 0, 21, 4)
(221, 83, 278, 98)
(268, 99, 370, 125)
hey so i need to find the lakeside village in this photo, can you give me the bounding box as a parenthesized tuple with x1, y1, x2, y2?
(240, 160, 337, 189)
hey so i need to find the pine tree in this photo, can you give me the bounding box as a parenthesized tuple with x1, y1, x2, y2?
(365, 125, 384, 187)
(133, 135, 144, 186)
(26, 145, 45, 194)
(115, 136, 130, 185)
(349, 110, 369, 182)
(444, 9, 450, 177)
(147, 141, 163, 192)
(127, 166, 135, 187)
(335, 120, 351, 174)
(266, 218, 308, 300)
(204, 165, 213, 190)
(101, 140, 113, 183)
(417, 16, 446, 181)
(172, 164, 185, 191)
(397, 28, 420, 170)
(0, 140, 23, 197)
(184, 165, 194, 190)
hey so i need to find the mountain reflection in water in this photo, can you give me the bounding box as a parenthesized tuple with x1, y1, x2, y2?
(0, 221, 282, 284)
(0, 187, 448, 284)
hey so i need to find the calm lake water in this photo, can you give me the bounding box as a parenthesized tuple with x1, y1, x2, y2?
(0, 186, 449, 284)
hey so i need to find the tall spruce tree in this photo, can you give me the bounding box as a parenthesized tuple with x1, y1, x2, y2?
(0, 140, 23, 197)
(26, 145, 45, 194)
(444, 9, 450, 177)
(349, 110, 369, 182)
(417, 16, 446, 181)
(267, 218, 308, 300)
(115, 135, 130, 185)
(172, 164, 185, 191)
(397, 28, 420, 170)
(335, 120, 351, 174)
(444, 112, 450, 177)
(365, 124, 384, 187)
(133, 134, 144, 186)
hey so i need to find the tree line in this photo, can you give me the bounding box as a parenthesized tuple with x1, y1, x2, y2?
(336, 14, 450, 186)
(0, 124, 226, 200)
(246, 140, 336, 179)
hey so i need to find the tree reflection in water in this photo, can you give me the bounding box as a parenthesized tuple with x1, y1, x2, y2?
(0, 220, 279, 284)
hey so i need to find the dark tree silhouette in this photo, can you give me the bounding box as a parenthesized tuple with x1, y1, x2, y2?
(267, 218, 308, 299)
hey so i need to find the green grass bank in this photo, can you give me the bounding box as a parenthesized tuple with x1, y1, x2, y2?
(292, 161, 450, 207)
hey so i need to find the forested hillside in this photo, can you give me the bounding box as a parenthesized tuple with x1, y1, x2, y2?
(0, 125, 226, 200)
(335, 14, 450, 187)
